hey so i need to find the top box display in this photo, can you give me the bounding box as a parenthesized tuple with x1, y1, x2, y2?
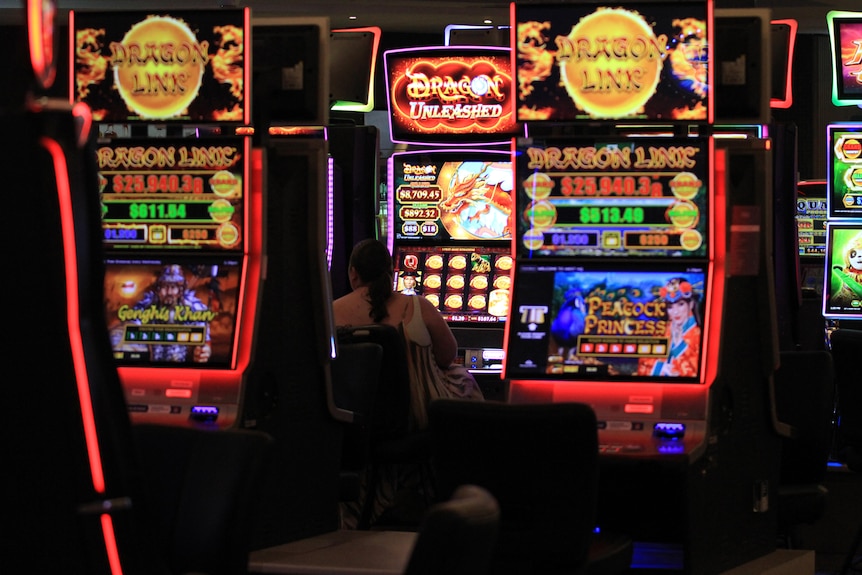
(513, 1, 713, 124)
(71, 9, 249, 124)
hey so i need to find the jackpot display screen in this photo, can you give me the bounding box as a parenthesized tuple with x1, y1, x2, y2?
(71, 9, 249, 123)
(389, 150, 513, 244)
(823, 222, 862, 319)
(505, 263, 707, 382)
(514, 1, 712, 123)
(393, 245, 512, 323)
(827, 11, 862, 107)
(827, 123, 862, 219)
(103, 257, 243, 368)
(796, 195, 828, 258)
(384, 46, 516, 145)
(98, 136, 248, 252)
(516, 136, 709, 258)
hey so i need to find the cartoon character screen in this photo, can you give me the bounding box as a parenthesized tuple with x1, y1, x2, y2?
(515, 1, 711, 122)
(505, 263, 706, 382)
(390, 150, 513, 244)
(823, 223, 862, 318)
(104, 257, 243, 367)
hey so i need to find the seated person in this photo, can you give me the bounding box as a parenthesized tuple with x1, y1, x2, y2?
(333, 238, 483, 429)
(332, 239, 482, 527)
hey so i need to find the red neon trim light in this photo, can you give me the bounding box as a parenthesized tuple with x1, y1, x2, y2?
(707, 0, 715, 124)
(703, 142, 726, 387)
(44, 135, 106, 495)
(101, 514, 124, 575)
(770, 19, 797, 109)
(45, 135, 125, 574)
(72, 103, 93, 148)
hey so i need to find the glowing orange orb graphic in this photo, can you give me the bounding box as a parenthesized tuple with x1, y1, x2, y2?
(558, 8, 665, 119)
(114, 16, 206, 119)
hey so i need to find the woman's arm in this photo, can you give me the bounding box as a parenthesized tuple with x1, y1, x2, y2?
(419, 296, 458, 368)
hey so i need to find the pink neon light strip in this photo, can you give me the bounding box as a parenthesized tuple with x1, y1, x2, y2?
(42, 135, 106, 495)
(770, 19, 797, 109)
(101, 514, 124, 575)
(43, 135, 124, 573)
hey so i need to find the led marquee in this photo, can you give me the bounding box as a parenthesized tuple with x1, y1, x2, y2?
(514, 1, 713, 123)
(385, 45, 516, 146)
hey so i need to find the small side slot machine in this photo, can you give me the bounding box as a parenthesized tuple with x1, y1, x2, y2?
(824, 122, 862, 333)
(71, 8, 261, 429)
(383, 45, 517, 396)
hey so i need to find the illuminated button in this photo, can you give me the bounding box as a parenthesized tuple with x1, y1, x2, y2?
(653, 422, 686, 440)
(624, 403, 654, 414)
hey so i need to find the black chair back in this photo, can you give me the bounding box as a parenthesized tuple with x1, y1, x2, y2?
(774, 350, 835, 485)
(404, 484, 500, 575)
(428, 400, 607, 573)
(337, 324, 411, 441)
(332, 340, 383, 472)
(132, 425, 273, 575)
(773, 350, 835, 545)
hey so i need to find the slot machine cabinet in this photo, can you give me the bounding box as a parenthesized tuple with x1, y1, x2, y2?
(71, 8, 262, 429)
(241, 132, 345, 548)
(508, 140, 782, 574)
(382, 44, 517, 398)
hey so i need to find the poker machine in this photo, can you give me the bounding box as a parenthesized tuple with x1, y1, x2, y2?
(382, 45, 517, 393)
(505, 2, 785, 572)
(71, 8, 262, 429)
(823, 122, 862, 333)
(796, 180, 829, 295)
(819, 11, 862, 341)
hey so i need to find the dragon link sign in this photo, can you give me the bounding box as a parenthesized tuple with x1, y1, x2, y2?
(388, 50, 515, 136)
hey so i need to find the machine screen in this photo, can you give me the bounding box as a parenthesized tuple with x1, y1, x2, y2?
(505, 263, 707, 382)
(516, 136, 709, 258)
(104, 257, 243, 368)
(98, 136, 248, 252)
(390, 150, 513, 244)
(393, 245, 512, 324)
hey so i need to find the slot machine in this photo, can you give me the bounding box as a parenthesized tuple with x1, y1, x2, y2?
(71, 8, 262, 429)
(506, 2, 783, 573)
(823, 121, 862, 333)
(383, 45, 517, 394)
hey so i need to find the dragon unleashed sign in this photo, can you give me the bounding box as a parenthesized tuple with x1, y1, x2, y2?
(71, 9, 249, 123)
(515, 1, 712, 122)
(385, 46, 516, 145)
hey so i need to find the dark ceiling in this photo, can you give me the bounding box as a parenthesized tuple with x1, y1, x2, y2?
(0, 0, 858, 35)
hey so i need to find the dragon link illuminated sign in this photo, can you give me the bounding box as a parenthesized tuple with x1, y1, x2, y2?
(515, 1, 712, 123)
(71, 9, 249, 123)
(385, 46, 516, 145)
